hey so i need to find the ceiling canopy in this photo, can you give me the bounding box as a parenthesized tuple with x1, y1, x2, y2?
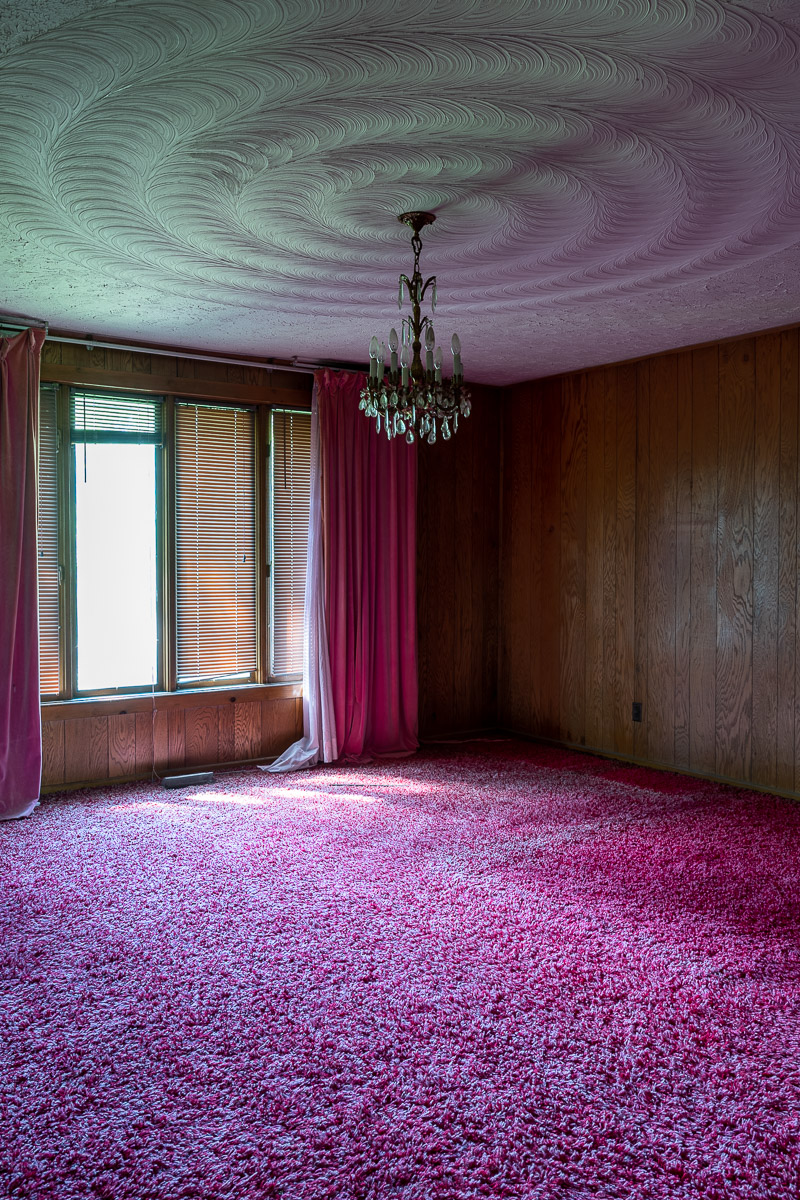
(1, 0, 799, 383)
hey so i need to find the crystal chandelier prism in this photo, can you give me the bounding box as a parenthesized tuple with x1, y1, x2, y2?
(360, 211, 471, 445)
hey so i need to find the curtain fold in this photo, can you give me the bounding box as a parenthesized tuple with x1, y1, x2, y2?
(268, 367, 418, 771)
(319, 369, 418, 762)
(265, 382, 338, 771)
(1, 328, 46, 819)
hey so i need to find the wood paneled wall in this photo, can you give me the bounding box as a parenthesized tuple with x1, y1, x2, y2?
(500, 329, 800, 795)
(417, 385, 502, 738)
(40, 338, 311, 405)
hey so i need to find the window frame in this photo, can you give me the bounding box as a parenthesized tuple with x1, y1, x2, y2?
(39, 383, 309, 701)
(69, 391, 166, 698)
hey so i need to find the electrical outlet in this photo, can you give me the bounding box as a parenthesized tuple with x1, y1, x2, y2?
(632, 701, 642, 723)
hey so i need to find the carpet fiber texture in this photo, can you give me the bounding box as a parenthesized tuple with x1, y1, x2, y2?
(2, 742, 800, 1199)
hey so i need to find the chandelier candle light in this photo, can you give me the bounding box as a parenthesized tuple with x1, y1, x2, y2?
(360, 211, 471, 444)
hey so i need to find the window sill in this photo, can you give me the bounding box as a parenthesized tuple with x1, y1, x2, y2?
(41, 681, 302, 721)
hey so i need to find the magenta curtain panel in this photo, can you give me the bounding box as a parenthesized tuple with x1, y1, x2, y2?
(1, 328, 45, 819)
(318, 368, 418, 761)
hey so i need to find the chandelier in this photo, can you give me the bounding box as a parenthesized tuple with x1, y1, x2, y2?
(360, 211, 470, 444)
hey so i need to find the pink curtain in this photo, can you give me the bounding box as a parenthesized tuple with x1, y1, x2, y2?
(318, 369, 418, 761)
(1, 328, 45, 819)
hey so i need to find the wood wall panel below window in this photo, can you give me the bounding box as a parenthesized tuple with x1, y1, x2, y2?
(41, 690, 302, 790)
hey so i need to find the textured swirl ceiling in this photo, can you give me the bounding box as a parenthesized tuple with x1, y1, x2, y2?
(1, 0, 799, 383)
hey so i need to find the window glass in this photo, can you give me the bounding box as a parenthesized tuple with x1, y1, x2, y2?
(74, 442, 159, 691)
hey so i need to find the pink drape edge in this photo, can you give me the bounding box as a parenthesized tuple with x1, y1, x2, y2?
(1, 328, 45, 819)
(319, 369, 418, 762)
(264, 382, 338, 772)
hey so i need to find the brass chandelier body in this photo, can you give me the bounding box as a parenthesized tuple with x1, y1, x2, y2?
(360, 212, 471, 444)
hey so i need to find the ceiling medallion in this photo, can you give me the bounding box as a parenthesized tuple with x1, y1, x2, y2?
(360, 211, 470, 445)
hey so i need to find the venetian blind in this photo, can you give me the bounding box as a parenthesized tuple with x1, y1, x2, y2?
(38, 384, 60, 694)
(175, 402, 257, 684)
(70, 389, 163, 442)
(270, 409, 311, 678)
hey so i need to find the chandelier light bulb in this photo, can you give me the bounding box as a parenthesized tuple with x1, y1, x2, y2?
(360, 211, 471, 445)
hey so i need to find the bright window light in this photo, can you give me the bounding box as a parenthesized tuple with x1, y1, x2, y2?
(74, 443, 158, 691)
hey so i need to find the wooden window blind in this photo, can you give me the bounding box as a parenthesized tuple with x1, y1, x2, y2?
(38, 384, 60, 694)
(270, 409, 311, 678)
(175, 402, 257, 684)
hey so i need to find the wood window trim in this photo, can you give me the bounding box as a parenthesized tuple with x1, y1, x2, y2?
(41, 363, 311, 411)
(41, 681, 301, 721)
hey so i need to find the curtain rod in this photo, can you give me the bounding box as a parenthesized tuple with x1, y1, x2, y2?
(52, 334, 320, 376)
(0, 312, 350, 377)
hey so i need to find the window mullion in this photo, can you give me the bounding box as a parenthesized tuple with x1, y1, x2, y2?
(59, 383, 77, 698)
(256, 405, 268, 684)
(163, 396, 177, 692)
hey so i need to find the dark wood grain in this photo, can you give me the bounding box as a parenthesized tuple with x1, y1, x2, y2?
(715, 340, 755, 780)
(152, 709, 170, 773)
(539, 387, 562, 740)
(601, 369, 618, 751)
(689, 346, 719, 775)
(559, 373, 587, 744)
(41, 720, 65, 786)
(751, 333, 781, 785)
(584, 370, 604, 748)
(506, 393, 532, 731)
(64, 717, 108, 783)
(108, 713, 136, 778)
(674, 352, 693, 769)
(135, 711, 154, 777)
(778, 331, 799, 791)
(184, 706, 219, 768)
(632, 360, 651, 760)
(167, 708, 186, 769)
(263, 698, 301, 756)
(613, 364, 636, 757)
(646, 354, 678, 765)
(527, 386, 544, 732)
(218, 701, 236, 761)
(234, 700, 262, 759)
(478, 395, 501, 730)
(452, 403, 475, 732)
(418, 385, 502, 738)
(498, 397, 514, 730)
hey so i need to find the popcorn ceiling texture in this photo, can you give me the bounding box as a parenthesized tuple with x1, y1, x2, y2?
(1, 0, 800, 381)
(2, 742, 799, 1198)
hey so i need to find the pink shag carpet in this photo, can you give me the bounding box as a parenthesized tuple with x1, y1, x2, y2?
(2, 742, 800, 1200)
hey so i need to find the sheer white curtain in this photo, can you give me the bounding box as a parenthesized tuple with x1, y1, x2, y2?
(263, 383, 337, 772)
